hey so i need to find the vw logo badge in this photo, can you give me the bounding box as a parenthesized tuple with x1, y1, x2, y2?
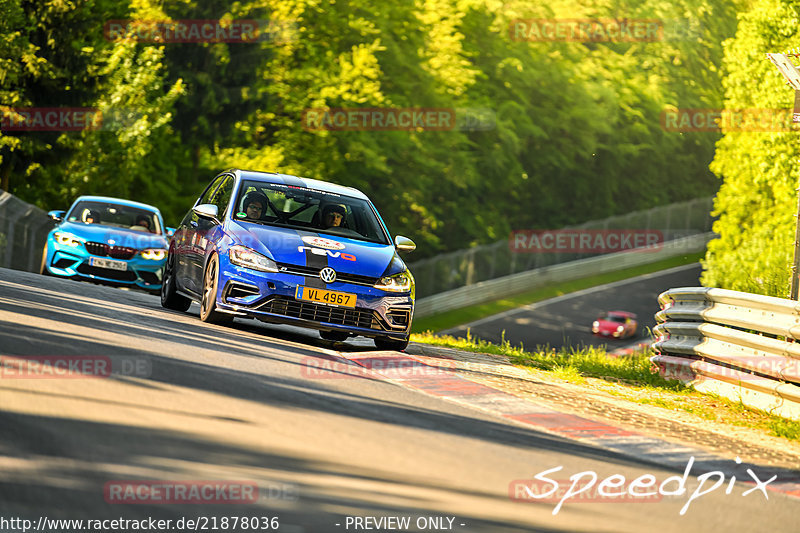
(319, 267, 337, 284)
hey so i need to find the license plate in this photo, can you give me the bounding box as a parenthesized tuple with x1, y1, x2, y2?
(295, 286, 356, 308)
(89, 257, 128, 271)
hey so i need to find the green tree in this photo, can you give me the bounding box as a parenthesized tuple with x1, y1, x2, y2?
(701, 0, 800, 296)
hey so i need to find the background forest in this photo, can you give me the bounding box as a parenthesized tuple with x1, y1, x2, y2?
(0, 0, 751, 267)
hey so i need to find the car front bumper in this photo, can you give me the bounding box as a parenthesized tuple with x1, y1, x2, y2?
(214, 260, 413, 340)
(44, 239, 166, 291)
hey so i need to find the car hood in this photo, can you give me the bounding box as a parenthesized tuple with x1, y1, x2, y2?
(57, 222, 168, 249)
(229, 221, 403, 277)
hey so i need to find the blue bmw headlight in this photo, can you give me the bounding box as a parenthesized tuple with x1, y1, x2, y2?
(141, 249, 167, 261)
(374, 270, 413, 293)
(229, 245, 278, 272)
(53, 232, 84, 247)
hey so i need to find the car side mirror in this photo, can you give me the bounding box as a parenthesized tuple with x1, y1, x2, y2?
(394, 235, 416, 253)
(192, 204, 219, 223)
(47, 210, 66, 222)
(166, 226, 176, 237)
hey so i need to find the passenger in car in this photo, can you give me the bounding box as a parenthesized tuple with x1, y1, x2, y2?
(134, 215, 152, 232)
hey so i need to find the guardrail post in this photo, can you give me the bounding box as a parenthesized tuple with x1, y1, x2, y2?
(792, 181, 800, 299)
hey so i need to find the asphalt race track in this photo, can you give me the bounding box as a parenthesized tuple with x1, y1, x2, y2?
(1, 266, 799, 532)
(443, 264, 702, 351)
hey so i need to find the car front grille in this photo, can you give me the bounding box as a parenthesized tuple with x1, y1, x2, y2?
(275, 263, 378, 286)
(84, 242, 137, 260)
(84, 242, 108, 256)
(257, 296, 382, 330)
(76, 263, 138, 282)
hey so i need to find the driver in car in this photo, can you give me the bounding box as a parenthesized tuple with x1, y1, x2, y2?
(243, 191, 269, 220)
(84, 210, 100, 224)
(321, 204, 346, 229)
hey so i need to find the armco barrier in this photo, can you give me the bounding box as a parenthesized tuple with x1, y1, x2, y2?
(0, 190, 54, 273)
(652, 287, 800, 421)
(414, 232, 713, 318)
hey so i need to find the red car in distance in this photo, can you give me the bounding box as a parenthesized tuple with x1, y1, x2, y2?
(592, 311, 638, 339)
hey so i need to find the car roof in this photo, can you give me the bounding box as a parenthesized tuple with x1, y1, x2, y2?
(71, 195, 163, 213)
(231, 169, 370, 200)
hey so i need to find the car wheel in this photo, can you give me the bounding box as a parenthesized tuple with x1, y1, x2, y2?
(320, 330, 349, 342)
(373, 336, 409, 351)
(200, 254, 233, 325)
(161, 252, 192, 312)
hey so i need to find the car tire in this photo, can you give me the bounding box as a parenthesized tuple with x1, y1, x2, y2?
(161, 252, 192, 312)
(373, 336, 409, 351)
(200, 253, 233, 325)
(320, 330, 349, 342)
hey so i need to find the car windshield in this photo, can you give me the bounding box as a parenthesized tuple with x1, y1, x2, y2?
(66, 200, 162, 235)
(603, 314, 627, 323)
(232, 180, 390, 244)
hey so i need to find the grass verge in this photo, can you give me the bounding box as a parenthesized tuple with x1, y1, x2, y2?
(411, 331, 800, 443)
(411, 252, 704, 333)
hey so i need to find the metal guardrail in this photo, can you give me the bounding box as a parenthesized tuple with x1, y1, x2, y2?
(0, 190, 54, 273)
(415, 232, 714, 318)
(652, 287, 800, 421)
(409, 197, 715, 299)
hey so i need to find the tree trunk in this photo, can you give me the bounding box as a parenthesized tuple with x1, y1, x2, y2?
(0, 158, 12, 193)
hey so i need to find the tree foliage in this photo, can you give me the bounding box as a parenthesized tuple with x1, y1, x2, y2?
(701, 0, 800, 296)
(1, 0, 739, 258)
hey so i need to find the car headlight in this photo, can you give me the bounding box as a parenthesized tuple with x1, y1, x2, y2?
(229, 245, 278, 272)
(54, 232, 83, 247)
(374, 270, 413, 293)
(616, 325, 624, 332)
(141, 249, 167, 261)
(592, 321, 599, 328)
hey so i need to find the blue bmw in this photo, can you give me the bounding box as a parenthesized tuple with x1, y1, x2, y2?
(161, 169, 416, 350)
(42, 196, 171, 293)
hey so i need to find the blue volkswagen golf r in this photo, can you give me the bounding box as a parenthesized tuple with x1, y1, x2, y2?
(161, 169, 416, 350)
